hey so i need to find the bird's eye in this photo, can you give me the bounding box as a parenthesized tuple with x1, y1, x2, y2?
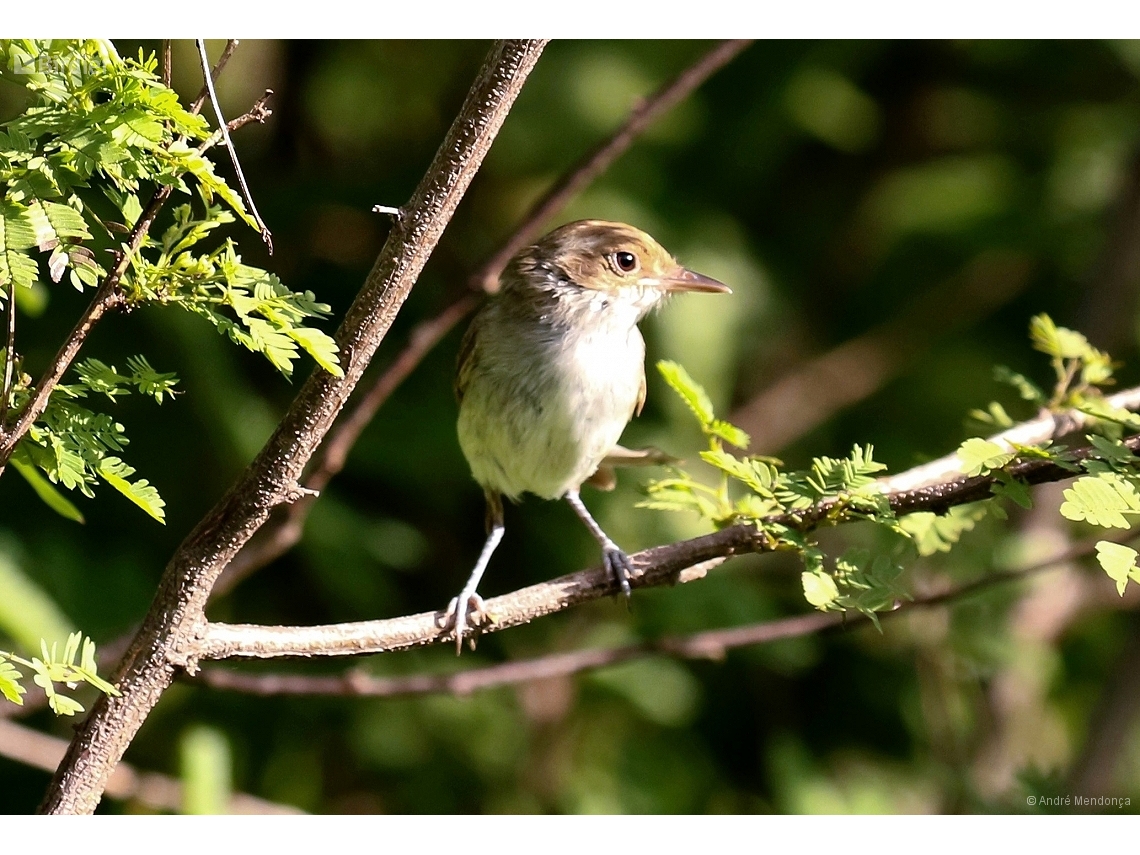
(613, 251, 638, 273)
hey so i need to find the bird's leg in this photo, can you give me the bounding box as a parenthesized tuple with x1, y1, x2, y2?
(564, 489, 633, 599)
(444, 490, 504, 654)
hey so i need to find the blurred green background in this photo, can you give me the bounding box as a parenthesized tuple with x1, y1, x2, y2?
(3, 39, 1140, 813)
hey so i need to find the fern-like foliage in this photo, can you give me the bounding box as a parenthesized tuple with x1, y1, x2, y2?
(0, 40, 341, 523)
(0, 631, 119, 715)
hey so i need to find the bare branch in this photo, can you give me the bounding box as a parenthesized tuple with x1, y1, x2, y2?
(189, 39, 238, 116)
(0, 719, 300, 814)
(197, 412, 1140, 662)
(199, 89, 274, 154)
(39, 39, 549, 816)
(470, 39, 752, 293)
(195, 39, 272, 252)
(0, 286, 15, 429)
(161, 39, 172, 89)
(196, 532, 1130, 698)
(882, 383, 1140, 494)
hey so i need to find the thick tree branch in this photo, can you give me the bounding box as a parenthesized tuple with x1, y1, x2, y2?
(39, 39, 548, 816)
(214, 40, 751, 594)
(0, 719, 299, 814)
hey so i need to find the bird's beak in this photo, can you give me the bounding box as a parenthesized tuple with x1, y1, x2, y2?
(640, 267, 731, 294)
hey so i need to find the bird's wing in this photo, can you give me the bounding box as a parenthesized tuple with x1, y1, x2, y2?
(635, 363, 646, 417)
(454, 311, 482, 403)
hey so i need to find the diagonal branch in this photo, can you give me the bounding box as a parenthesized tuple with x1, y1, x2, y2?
(213, 39, 753, 594)
(196, 532, 1128, 699)
(471, 39, 753, 293)
(38, 39, 549, 817)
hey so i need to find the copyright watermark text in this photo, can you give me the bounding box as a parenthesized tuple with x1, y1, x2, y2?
(1027, 794, 1131, 809)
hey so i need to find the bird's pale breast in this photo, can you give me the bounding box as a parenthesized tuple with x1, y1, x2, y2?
(457, 304, 645, 501)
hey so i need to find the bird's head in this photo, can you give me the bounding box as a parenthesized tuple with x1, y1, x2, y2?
(504, 220, 729, 322)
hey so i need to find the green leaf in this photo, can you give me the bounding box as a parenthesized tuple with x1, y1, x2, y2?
(1087, 434, 1137, 466)
(802, 570, 839, 608)
(707, 419, 750, 450)
(993, 366, 1045, 405)
(286, 327, 343, 378)
(1095, 541, 1140, 597)
(899, 504, 988, 556)
(9, 454, 85, 522)
(97, 456, 166, 523)
(0, 658, 26, 705)
(1059, 473, 1140, 529)
(957, 437, 1016, 477)
(1029, 313, 1091, 360)
(657, 359, 714, 427)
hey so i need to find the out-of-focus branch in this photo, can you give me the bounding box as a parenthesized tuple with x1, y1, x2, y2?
(1065, 615, 1140, 796)
(213, 40, 753, 595)
(471, 39, 752, 293)
(731, 251, 1033, 455)
(40, 39, 549, 816)
(0, 718, 300, 814)
(196, 532, 1127, 699)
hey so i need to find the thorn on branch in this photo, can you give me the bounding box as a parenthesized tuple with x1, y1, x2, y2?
(372, 204, 403, 222)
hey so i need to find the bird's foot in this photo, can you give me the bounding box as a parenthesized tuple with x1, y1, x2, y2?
(440, 593, 490, 654)
(602, 542, 634, 600)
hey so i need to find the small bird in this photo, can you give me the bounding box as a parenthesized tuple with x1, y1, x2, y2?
(448, 220, 730, 651)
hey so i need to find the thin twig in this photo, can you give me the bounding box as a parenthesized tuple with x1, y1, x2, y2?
(470, 39, 752, 293)
(0, 719, 300, 814)
(195, 39, 272, 253)
(40, 39, 549, 817)
(189, 39, 238, 117)
(161, 40, 172, 89)
(214, 40, 753, 594)
(199, 90, 274, 154)
(0, 286, 15, 429)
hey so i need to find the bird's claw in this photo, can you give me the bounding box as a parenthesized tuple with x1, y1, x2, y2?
(441, 593, 489, 654)
(602, 543, 634, 600)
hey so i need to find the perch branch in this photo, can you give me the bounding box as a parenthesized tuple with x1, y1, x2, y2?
(198, 408, 1140, 662)
(196, 532, 1125, 699)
